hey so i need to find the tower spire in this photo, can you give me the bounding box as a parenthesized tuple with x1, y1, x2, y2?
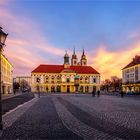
(82, 48, 85, 56)
(73, 46, 75, 54)
(81, 49, 87, 66)
(71, 47, 78, 66)
(64, 50, 69, 64)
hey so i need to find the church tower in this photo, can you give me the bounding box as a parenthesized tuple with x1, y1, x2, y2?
(80, 49, 87, 66)
(71, 48, 78, 66)
(64, 51, 70, 68)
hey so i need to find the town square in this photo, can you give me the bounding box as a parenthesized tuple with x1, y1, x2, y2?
(0, 0, 140, 139)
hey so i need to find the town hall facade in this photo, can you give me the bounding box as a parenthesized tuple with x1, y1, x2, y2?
(31, 49, 100, 93)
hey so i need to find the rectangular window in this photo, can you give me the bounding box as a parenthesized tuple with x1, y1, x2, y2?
(135, 66, 138, 81)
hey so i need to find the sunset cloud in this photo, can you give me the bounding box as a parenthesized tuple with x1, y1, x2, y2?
(0, 6, 64, 76)
(90, 43, 140, 80)
(1, 2, 140, 81)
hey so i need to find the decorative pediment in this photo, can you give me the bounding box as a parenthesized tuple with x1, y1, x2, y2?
(61, 69, 76, 73)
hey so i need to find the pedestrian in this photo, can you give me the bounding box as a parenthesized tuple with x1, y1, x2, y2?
(92, 90, 95, 97)
(97, 90, 100, 97)
(38, 90, 40, 98)
(36, 85, 40, 98)
(13, 89, 16, 94)
(120, 90, 124, 98)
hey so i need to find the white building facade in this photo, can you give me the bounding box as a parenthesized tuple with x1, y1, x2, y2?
(122, 55, 140, 92)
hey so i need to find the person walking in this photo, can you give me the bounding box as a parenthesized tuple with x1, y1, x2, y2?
(97, 90, 100, 97)
(92, 90, 95, 97)
(120, 90, 124, 98)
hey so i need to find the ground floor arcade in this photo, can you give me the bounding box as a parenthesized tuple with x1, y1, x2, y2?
(31, 84, 100, 93)
(122, 84, 140, 93)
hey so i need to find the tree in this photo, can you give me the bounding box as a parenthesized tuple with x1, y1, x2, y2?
(101, 76, 122, 92)
(20, 79, 30, 92)
(111, 76, 122, 91)
(13, 82, 20, 94)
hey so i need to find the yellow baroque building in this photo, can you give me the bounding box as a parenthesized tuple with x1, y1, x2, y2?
(1, 54, 13, 94)
(31, 50, 100, 93)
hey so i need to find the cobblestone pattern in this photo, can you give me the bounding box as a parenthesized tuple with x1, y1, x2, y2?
(1, 96, 81, 139)
(2, 97, 38, 129)
(57, 95, 140, 139)
(2, 93, 34, 115)
(62, 95, 140, 131)
(53, 97, 116, 140)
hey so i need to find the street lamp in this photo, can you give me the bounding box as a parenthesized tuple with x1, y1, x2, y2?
(0, 27, 8, 130)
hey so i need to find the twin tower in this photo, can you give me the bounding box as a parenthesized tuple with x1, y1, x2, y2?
(64, 49, 87, 66)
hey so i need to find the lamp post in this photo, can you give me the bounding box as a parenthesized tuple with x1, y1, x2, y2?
(0, 27, 8, 130)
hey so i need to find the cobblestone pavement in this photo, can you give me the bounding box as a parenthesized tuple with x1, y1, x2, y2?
(2, 93, 34, 115)
(1, 96, 82, 140)
(1, 94, 140, 139)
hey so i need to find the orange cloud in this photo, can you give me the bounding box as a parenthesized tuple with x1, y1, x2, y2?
(90, 43, 140, 81)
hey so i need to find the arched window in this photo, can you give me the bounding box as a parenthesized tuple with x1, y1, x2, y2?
(45, 76, 49, 83)
(57, 76, 60, 83)
(36, 77, 40, 83)
(93, 78, 96, 83)
(51, 76, 55, 83)
(80, 77, 83, 83)
(85, 77, 88, 83)
(67, 78, 70, 83)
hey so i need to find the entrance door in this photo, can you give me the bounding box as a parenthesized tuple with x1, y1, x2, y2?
(67, 86, 70, 93)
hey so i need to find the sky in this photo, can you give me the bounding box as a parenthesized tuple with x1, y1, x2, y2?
(1, 0, 140, 80)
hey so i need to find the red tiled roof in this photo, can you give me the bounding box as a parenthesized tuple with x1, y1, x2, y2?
(32, 64, 99, 74)
(122, 55, 140, 70)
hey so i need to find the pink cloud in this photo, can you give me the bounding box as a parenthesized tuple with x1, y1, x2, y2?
(0, 7, 64, 76)
(1, 3, 140, 81)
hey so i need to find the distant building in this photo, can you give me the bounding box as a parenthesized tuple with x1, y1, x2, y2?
(14, 76, 31, 91)
(15, 76, 31, 86)
(31, 50, 100, 93)
(1, 54, 13, 94)
(122, 55, 140, 92)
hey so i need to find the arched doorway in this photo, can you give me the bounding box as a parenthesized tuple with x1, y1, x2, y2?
(80, 86, 83, 93)
(85, 86, 89, 93)
(51, 86, 55, 93)
(56, 86, 61, 92)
